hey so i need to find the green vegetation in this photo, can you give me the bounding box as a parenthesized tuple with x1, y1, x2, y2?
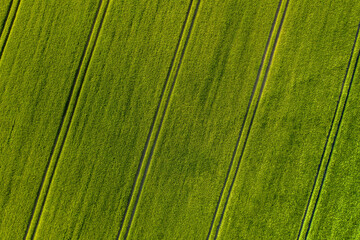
(218, 0, 360, 239)
(306, 28, 360, 240)
(1, 0, 360, 239)
(129, 0, 284, 239)
(0, 0, 13, 36)
(0, 0, 18, 57)
(298, 22, 360, 240)
(30, 1, 195, 239)
(0, 0, 103, 238)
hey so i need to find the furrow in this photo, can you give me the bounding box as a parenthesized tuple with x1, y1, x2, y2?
(116, 0, 201, 239)
(303, 24, 360, 240)
(0, 0, 20, 60)
(206, 0, 283, 238)
(115, 0, 195, 238)
(212, 0, 290, 239)
(0, 0, 13, 39)
(23, 0, 110, 239)
(297, 23, 360, 240)
(206, 0, 289, 239)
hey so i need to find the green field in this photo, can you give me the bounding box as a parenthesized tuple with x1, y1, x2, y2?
(1, 0, 360, 239)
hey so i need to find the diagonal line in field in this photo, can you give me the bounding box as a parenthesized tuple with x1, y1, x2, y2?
(303, 24, 360, 240)
(116, 1, 201, 239)
(0, 0, 19, 60)
(115, 0, 195, 235)
(209, 0, 290, 239)
(206, 0, 283, 239)
(297, 23, 360, 240)
(116, 0, 194, 236)
(23, 0, 110, 239)
(0, 0, 13, 39)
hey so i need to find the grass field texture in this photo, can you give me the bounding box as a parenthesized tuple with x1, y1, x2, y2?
(1, 0, 360, 239)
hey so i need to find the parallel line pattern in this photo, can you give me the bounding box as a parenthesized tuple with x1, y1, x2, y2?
(0, 0, 19, 60)
(302, 23, 360, 240)
(116, 0, 194, 237)
(297, 23, 360, 240)
(0, 0, 13, 39)
(206, 0, 283, 238)
(23, 0, 110, 239)
(209, 0, 290, 238)
(116, 0, 201, 239)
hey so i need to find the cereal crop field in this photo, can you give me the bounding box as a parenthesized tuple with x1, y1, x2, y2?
(1, 0, 360, 239)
